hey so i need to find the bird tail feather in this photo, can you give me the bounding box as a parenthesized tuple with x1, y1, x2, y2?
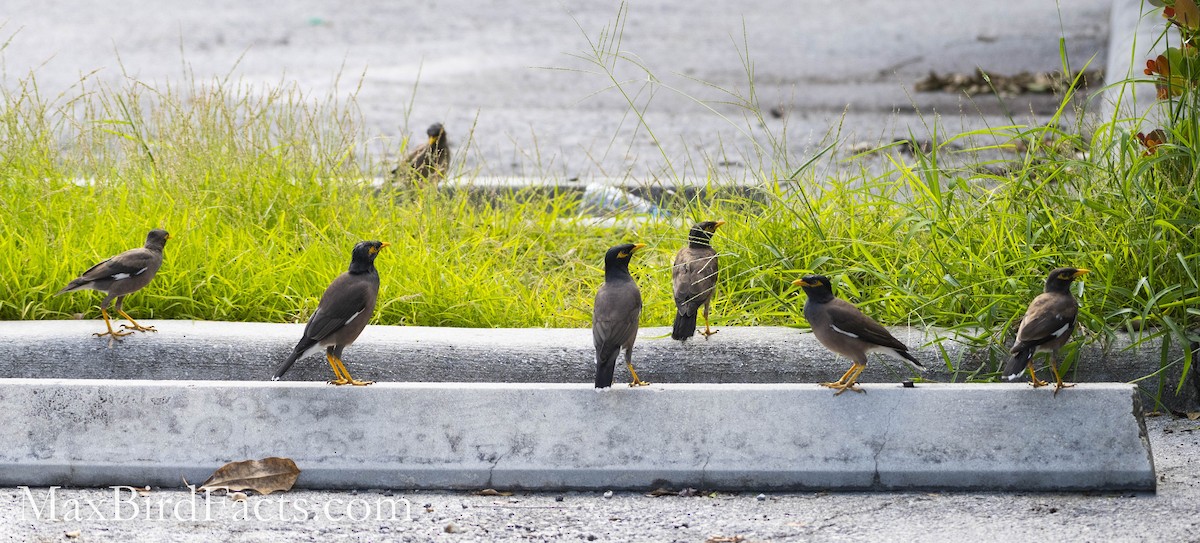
(671, 311, 697, 341)
(897, 349, 927, 372)
(1002, 347, 1034, 381)
(594, 349, 619, 388)
(56, 279, 90, 295)
(273, 339, 319, 380)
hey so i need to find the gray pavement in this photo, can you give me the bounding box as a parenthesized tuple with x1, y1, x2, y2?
(1, 414, 1195, 542)
(0, 0, 1109, 179)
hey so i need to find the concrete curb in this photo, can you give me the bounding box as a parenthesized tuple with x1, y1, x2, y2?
(5, 321, 1196, 410)
(0, 380, 1155, 491)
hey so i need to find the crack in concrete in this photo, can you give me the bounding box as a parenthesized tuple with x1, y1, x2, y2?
(485, 452, 507, 489)
(699, 453, 712, 489)
(870, 396, 903, 489)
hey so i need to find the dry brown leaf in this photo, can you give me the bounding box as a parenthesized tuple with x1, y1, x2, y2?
(65, 531, 81, 539)
(473, 488, 513, 497)
(706, 536, 746, 543)
(199, 457, 300, 495)
(1187, 412, 1200, 421)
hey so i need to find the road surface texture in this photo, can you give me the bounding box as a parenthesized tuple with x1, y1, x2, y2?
(0, 0, 1109, 179)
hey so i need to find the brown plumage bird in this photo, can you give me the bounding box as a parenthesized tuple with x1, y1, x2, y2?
(794, 275, 925, 395)
(57, 229, 171, 339)
(1002, 267, 1089, 393)
(593, 243, 648, 388)
(272, 240, 389, 386)
(672, 220, 723, 341)
(392, 122, 450, 185)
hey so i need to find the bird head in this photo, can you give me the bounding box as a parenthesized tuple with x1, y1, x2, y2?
(1044, 267, 1089, 292)
(426, 123, 446, 146)
(350, 240, 390, 271)
(145, 229, 171, 250)
(604, 243, 646, 271)
(687, 220, 725, 246)
(793, 274, 835, 302)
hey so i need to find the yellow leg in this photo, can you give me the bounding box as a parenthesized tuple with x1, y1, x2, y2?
(327, 353, 373, 386)
(626, 361, 650, 387)
(1049, 359, 1074, 396)
(701, 311, 717, 339)
(117, 309, 157, 333)
(326, 353, 351, 385)
(1027, 361, 1049, 388)
(93, 308, 133, 339)
(821, 364, 866, 395)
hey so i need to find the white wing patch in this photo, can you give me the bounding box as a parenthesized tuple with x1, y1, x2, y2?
(110, 273, 131, 281)
(830, 324, 859, 338)
(134, 267, 148, 276)
(344, 309, 363, 326)
(1050, 322, 1071, 338)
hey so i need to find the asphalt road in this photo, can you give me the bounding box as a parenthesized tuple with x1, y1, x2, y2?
(1, 0, 1109, 178)
(0, 414, 1194, 542)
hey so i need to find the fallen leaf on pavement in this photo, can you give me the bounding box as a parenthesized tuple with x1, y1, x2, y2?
(199, 457, 300, 495)
(474, 488, 513, 497)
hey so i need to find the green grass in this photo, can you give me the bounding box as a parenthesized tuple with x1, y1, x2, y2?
(1, 9, 1198, 400)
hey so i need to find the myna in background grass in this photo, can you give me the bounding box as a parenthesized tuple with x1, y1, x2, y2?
(793, 275, 926, 395)
(57, 228, 171, 339)
(1002, 267, 1089, 393)
(273, 240, 389, 386)
(671, 220, 723, 341)
(594, 243, 649, 388)
(392, 122, 450, 185)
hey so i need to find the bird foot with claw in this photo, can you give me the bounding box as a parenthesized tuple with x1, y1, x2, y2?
(701, 329, 719, 340)
(1030, 379, 1050, 388)
(120, 324, 158, 333)
(820, 382, 865, 395)
(1053, 383, 1075, 396)
(94, 330, 133, 339)
(628, 380, 651, 387)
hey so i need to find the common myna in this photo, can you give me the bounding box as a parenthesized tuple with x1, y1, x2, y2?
(56, 228, 171, 339)
(594, 243, 649, 388)
(272, 240, 390, 386)
(392, 123, 450, 185)
(1002, 267, 1089, 393)
(794, 275, 926, 395)
(671, 220, 724, 341)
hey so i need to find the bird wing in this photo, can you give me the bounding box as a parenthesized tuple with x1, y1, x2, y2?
(823, 299, 909, 351)
(672, 247, 717, 312)
(76, 248, 158, 283)
(593, 281, 641, 355)
(302, 273, 371, 344)
(1014, 292, 1078, 348)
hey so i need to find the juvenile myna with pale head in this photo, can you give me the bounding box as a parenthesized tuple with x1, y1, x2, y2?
(593, 243, 649, 388)
(794, 275, 925, 395)
(57, 228, 171, 339)
(273, 240, 390, 386)
(392, 122, 450, 185)
(672, 220, 724, 341)
(1002, 267, 1089, 393)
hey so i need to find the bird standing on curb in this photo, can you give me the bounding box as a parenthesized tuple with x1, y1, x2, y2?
(57, 229, 171, 339)
(672, 220, 724, 341)
(594, 243, 649, 388)
(1002, 267, 1089, 393)
(392, 123, 450, 186)
(793, 275, 926, 395)
(273, 240, 390, 386)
